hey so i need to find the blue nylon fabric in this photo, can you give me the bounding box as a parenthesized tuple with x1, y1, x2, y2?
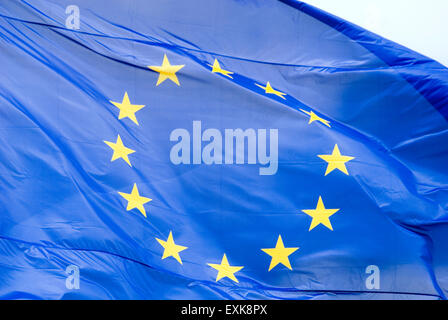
(0, 0, 447, 299)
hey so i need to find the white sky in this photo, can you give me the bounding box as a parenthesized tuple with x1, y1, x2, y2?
(305, 0, 448, 66)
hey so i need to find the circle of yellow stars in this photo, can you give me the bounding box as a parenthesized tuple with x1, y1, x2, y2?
(103, 53, 356, 284)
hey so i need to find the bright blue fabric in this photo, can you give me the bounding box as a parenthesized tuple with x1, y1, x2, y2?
(0, 0, 447, 299)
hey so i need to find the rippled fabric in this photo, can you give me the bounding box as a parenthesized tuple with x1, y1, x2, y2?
(0, 0, 447, 300)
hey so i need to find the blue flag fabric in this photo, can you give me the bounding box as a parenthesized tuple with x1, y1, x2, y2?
(0, 0, 448, 300)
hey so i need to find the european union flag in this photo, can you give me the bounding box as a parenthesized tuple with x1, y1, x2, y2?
(0, 0, 447, 300)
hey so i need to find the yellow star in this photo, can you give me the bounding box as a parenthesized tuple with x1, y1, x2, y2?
(318, 144, 355, 176)
(261, 235, 299, 271)
(148, 54, 185, 86)
(156, 231, 188, 265)
(208, 59, 233, 78)
(300, 109, 331, 128)
(110, 92, 145, 125)
(104, 134, 135, 167)
(302, 196, 340, 231)
(255, 82, 286, 100)
(207, 254, 244, 283)
(118, 183, 152, 218)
